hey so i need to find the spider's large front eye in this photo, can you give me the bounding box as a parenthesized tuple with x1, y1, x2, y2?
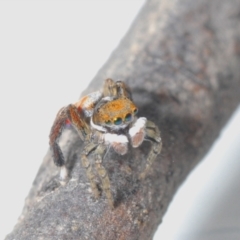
(114, 117, 122, 125)
(125, 113, 132, 122)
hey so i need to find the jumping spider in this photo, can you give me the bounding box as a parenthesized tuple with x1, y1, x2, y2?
(49, 79, 162, 208)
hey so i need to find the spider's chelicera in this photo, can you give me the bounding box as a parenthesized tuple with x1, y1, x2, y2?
(49, 79, 162, 208)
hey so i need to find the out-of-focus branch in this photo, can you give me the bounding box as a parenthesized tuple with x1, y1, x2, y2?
(6, 0, 240, 239)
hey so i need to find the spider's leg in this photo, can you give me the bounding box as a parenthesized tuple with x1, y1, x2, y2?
(70, 90, 103, 137)
(66, 104, 90, 139)
(49, 104, 89, 180)
(81, 142, 100, 199)
(140, 120, 162, 179)
(94, 144, 114, 208)
(75, 90, 102, 118)
(102, 78, 118, 97)
(116, 80, 132, 99)
(49, 107, 69, 168)
(102, 78, 132, 99)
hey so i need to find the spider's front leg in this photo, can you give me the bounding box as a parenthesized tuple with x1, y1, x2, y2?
(129, 118, 162, 179)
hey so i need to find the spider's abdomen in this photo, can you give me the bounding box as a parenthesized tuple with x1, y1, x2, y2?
(92, 97, 138, 129)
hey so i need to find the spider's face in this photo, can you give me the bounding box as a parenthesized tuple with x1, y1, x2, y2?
(92, 97, 138, 131)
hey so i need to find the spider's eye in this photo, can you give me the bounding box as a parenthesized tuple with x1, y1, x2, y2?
(105, 120, 111, 125)
(125, 113, 132, 122)
(114, 117, 122, 125)
(133, 108, 138, 115)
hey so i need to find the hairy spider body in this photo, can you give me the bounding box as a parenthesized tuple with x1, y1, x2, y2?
(49, 79, 162, 208)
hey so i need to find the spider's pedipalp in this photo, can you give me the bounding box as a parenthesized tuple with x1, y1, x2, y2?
(104, 133, 128, 155)
(129, 117, 147, 148)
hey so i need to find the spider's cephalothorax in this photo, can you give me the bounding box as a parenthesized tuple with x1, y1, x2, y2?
(49, 79, 162, 208)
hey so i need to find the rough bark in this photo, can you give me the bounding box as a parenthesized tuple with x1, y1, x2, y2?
(6, 0, 240, 239)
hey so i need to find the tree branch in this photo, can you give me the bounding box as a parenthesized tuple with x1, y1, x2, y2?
(6, 0, 240, 239)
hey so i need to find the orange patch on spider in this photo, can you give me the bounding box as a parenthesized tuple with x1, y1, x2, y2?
(104, 98, 135, 112)
(93, 98, 137, 124)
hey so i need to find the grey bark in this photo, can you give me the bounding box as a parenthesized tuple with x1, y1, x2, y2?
(6, 0, 240, 239)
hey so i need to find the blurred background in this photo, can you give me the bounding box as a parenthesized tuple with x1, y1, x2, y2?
(0, 1, 239, 239)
